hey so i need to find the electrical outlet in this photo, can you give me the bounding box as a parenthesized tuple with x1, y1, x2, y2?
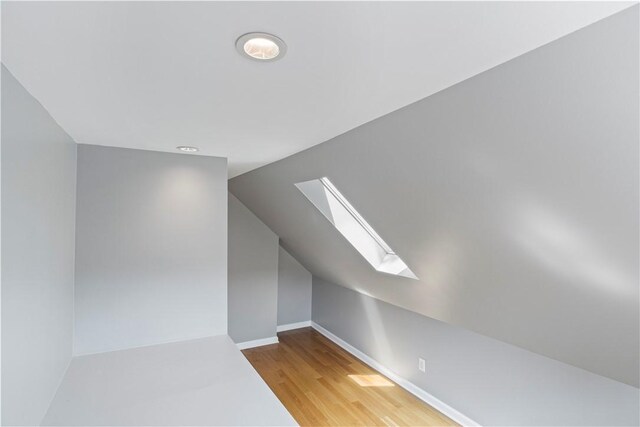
(418, 358, 426, 373)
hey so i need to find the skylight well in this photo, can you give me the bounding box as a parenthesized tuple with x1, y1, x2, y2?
(296, 177, 418, 280)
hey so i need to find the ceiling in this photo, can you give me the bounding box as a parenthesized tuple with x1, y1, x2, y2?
(229, 7, 639, 386)
(1, 1, 633, 177)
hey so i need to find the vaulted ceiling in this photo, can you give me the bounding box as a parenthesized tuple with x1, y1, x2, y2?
(229, 7, 639, 387)
(3, 0, 638, 387)
(2, 1, 632, 176)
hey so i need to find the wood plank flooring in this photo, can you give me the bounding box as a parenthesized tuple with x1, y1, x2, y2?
(242, 327, 458, 427)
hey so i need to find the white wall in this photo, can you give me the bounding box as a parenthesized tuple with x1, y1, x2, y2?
(228, 194, 279, 343)
(313, 278, 639, 426)
(74, 145, 227, 355)
(229, 7, 639, 387)
(277, 246, 312, 326)
(1, 66, 77, 425)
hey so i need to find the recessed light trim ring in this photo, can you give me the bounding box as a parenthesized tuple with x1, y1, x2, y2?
(177, 146, 199, 152)
(236, 32, 287, 62)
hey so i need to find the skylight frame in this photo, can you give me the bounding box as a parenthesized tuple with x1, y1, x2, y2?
(319, 177, 395, 255)
(296, 177, 418, 280)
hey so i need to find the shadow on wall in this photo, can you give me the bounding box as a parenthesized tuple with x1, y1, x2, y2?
(512, 200, 635, 300)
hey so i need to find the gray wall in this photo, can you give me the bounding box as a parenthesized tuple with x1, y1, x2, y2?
(230, 8, 639, 386)
(277, 246, 312, 326)
(228, 194, 279, 343)
(1, 66, 77, 425)
(74, 145, 227, 355)
(313, 278, 639, 426)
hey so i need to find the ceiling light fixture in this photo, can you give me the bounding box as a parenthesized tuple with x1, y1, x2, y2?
(177, 146, 199, 153)
(236, 32, 286, 62)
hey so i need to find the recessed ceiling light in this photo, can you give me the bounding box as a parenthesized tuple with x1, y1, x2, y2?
(236, 32, 286, 62)
(177, 146, 199, 153)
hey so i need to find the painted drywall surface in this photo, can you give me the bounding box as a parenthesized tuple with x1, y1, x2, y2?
(3, 2, 635, 178)
(228, 194, 279, 343)
(278, 246, 312, 326)
(42, 335, 297, 426)
(230, 8, 639, 386)
(74, 145, 227, 355)
(313, 278, 639, 426)
(1, 66, 77, 425)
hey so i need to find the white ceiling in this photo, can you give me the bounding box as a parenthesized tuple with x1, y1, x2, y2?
(228, 6, 639, 386)
(2, 1, 633, 177)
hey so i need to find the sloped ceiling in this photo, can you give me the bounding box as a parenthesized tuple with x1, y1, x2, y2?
(1, 1, 633, 177)
(230, 7, 639, 387)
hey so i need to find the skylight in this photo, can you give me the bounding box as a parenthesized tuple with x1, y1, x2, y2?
(296, 177, 418, 280)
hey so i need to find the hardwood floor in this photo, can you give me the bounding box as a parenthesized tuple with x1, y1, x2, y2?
(242, 327, 458, 427)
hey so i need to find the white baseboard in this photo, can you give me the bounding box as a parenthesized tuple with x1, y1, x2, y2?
(236, 336, 279, 350)
(310, 321, 481, 427)
(277, 321, 312, 332)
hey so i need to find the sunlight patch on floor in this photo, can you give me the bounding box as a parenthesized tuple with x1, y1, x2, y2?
(348, 374, 395, 387)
